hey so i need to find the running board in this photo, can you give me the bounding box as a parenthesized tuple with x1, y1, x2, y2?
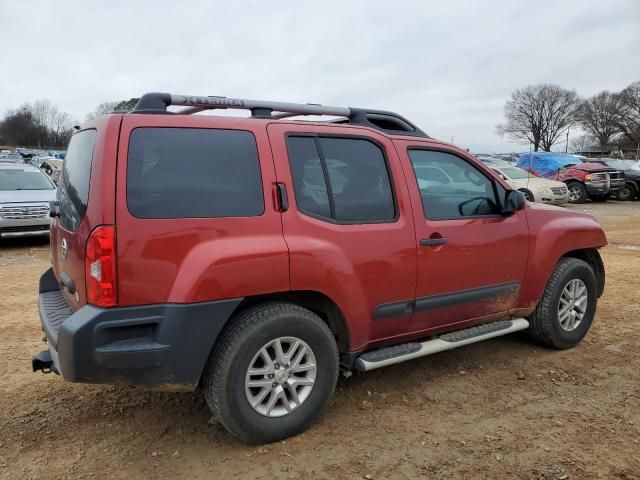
(354, 318, 529, 372)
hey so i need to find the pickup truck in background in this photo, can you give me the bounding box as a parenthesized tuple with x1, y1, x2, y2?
(517, 152, 625, 203)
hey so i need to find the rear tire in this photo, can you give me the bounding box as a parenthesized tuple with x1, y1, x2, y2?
(203, 303, 339, 444)
(566, 182, 587, 203)
(528, 258, 598, 349)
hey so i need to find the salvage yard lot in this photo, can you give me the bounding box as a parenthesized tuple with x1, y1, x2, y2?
(1, 202, 639, 480)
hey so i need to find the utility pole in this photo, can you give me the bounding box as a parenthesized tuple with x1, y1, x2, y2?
(565, 128, 570, 153)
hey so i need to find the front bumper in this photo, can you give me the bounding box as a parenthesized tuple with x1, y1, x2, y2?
(0, 219, 50, 238)
(584, 181, 610, 195)
(36, 268, 242, 389)
(609, 179, 626, 193)
(0, 204, 51, 238)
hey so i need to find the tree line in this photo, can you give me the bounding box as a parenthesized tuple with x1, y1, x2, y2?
(0, 98, 139, 149)
(497, 81, 640, 152)
(0, 100, 76, 148)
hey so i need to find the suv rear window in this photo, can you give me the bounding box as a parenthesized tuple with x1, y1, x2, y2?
(57, 129, 96, 231)
(127, 128, 264, 219)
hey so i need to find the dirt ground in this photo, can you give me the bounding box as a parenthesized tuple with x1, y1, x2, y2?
(1, 202, 639, 480)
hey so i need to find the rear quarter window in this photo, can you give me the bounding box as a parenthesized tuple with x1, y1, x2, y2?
(126, 128, 264, 218)
(57, 129, 96, 231)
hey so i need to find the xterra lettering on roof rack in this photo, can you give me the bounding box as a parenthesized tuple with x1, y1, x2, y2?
(131, 92, 429, 137)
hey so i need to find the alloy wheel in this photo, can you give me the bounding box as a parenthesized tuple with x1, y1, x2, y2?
(558, 279, 588, 331)
(244, 337, 317, 417)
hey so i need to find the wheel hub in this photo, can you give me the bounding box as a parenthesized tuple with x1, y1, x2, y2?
(558, 278, 588, 331)
(274, 368, 288, 384)
(245, 336, 317, 417)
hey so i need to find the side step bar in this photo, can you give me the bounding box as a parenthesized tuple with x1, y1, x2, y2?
(354, 318, 529, 372)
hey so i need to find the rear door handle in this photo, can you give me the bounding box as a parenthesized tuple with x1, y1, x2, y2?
(420, 237, 448, 247)
(275, 183, 289, 212)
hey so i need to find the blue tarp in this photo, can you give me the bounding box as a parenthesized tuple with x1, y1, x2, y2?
(516, 152, 583, 179)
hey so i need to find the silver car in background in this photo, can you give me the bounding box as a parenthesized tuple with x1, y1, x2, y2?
(0, 163, 56, 238)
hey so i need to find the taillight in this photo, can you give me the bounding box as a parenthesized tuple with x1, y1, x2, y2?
(85, 225, 117, 307)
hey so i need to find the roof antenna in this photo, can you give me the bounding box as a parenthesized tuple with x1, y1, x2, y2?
(527, 142, 532, 194)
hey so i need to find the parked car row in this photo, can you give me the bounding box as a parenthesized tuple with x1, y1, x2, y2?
(478, 153, 640, 205)
(0, 148, 66, 184)
(517, 152, 626, 203)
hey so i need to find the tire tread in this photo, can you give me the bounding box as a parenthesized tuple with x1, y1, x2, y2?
(202, 302, 338, 443)
(529, 257, 594, 349)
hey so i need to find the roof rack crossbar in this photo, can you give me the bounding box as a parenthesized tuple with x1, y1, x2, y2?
(131, 92, 428, 137)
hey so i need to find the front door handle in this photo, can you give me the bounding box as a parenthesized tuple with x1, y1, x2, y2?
(420, 237, 448, 247)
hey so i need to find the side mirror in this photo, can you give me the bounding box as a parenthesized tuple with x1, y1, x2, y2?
(502, 189, 526, 216)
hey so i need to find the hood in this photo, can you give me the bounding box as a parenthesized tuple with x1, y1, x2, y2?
(567, 162, 616, 172)
(517, 176, 566, 188)
(0, 189, 56, 204)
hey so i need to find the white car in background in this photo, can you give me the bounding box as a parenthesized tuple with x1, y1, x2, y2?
(0, 163, 56, 238)
(490, 165, 569, 205)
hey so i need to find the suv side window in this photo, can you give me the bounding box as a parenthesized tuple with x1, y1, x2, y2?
(287, 136, 395, 223)
(408, 149, 500, 220)
(127, 127, 264, 219)
(57, 129, 96, 231)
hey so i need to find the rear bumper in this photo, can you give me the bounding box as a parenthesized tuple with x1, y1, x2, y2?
(36, 268, 242, 390)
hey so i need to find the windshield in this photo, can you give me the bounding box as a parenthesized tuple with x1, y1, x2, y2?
(499, 167, 531, 180)
(0, 169, 54, 190)
(602, 159, 631, 170)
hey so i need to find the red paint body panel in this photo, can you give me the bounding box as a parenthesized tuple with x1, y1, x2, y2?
(114, 115, 289, 305)
(50, 115, 121, 309)
(518, 202, 607, 310)
(393, 140, 529, 336)
(556, 163, 615, 183)
(267, 123, 417, 351)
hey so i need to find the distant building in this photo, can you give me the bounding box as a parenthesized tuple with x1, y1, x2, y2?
(575, 145, 639, 159)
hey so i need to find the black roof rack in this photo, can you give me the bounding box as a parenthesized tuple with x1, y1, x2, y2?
(131, 92, 428, 137)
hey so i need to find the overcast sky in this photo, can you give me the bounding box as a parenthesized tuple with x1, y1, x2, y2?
(1, 0, 639, 153)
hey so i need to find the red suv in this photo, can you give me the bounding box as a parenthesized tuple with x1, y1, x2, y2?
(34, 93, 607, 443)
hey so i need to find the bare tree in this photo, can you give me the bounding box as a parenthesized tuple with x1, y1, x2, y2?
(570, 134, 593, 153)
(86, 101, 119, 120)
(0, 107, 46, 146)
(497, 84, 579, 151)
(85, 98, 139, 120)
(575, 91, 623, 147)
(113, 98, 140, 112)
(49, 110, 74, 147)
(0, 100, 76, 147)
(616, 81, 640, 146)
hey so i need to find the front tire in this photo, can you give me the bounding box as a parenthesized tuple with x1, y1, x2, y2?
(617, 184, 637, 201)
(528, 257, 598, 349)
(567, 182, 587, 203)
(519, 188, 534, 202)
(203, 303, 339, 443)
